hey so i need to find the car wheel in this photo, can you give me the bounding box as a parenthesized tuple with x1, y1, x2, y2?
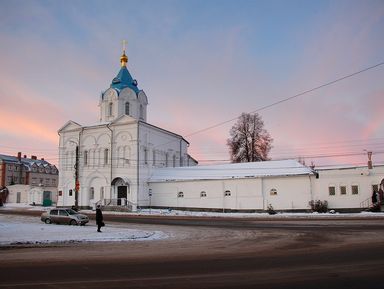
(45, 218, 51, 224)
(70, 220, 78, 226)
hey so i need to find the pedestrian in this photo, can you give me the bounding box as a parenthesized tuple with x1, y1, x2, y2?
(371, 189, 378, 205)
(96, 204, 104, 232)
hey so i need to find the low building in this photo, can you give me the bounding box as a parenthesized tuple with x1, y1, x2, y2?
(0, 153, 58, 205)
(148, 160, 384, 212)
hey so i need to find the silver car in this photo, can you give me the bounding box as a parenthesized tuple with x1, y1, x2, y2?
(41, 208, 89, 225)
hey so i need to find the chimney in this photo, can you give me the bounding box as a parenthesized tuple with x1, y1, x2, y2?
(17, 152, 21, 161)
(367, 151, 373, 170)
(31, 155, 37, 160)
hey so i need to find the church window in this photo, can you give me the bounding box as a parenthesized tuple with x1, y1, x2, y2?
(90, 187, 95, 200)
(224, 190, 231, 197)
(144, 148, 148, 165)
(109, 102, 113, 116)
(84, 150, 88, 166)
(165, 153, 169, 167)
(125, 102, 130, 115)
(104, 149, 109, 165)
(140, 104, 144, 120)
(200, 191, 207, 197)
(178, 192, 184, 198)
(340, 185, 347, 195)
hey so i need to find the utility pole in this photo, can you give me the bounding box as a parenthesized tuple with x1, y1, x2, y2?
(74, 145, 79, 209)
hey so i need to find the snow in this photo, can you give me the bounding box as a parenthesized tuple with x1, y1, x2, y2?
(0, 205, 167, 246)
(2, 203, 384, 247)
(149, 159, 313, 182)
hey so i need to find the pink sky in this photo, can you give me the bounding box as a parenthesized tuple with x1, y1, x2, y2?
(0, 1, 383, 167)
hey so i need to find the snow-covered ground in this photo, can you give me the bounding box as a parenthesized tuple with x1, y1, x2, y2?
(1, 203, 384, 247)
(0, 205, 168, 246)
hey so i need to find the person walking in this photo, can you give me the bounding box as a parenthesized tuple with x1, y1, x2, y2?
(96, 204, 104, 232)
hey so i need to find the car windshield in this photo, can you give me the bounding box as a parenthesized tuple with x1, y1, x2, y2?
(66, 209, 78, 215)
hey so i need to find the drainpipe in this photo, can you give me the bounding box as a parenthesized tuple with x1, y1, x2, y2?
(106, 123, 113, 201)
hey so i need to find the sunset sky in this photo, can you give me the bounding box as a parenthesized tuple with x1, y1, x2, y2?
(0, 0, 383, 167)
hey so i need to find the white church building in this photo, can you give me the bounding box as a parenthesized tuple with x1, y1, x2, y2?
(57, 50, 197, 211)
(58, 49, 384, 212)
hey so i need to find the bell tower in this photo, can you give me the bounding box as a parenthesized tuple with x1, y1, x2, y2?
(99, 42, 148, 123)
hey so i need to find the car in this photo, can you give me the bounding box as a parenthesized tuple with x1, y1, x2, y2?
(41, 208, 89, 225)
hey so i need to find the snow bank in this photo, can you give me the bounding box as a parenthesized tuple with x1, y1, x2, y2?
(0, 214, 167, 246)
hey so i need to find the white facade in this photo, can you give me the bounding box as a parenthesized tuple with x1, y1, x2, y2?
(148, 161, 384, 212)
(57, 51, 196, 210)
(7, 184, 57, 206)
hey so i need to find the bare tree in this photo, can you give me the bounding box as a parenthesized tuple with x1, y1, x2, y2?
(227, 113, 273, 163)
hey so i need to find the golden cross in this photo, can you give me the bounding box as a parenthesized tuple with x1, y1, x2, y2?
(122, 40, 127, 52)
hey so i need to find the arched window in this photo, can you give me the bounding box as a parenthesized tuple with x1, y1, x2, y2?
(140, 104, 144, 120)
(125, 102, 130, 115)
(104, 149, 109, 165)
(109, 102, 113, 116)
(224, 190, 231, 197)
(83, 150, 88, 166)
(178, 192, 184, 198)
(200, 191, 207, 197)
(90, 187, 94, 199)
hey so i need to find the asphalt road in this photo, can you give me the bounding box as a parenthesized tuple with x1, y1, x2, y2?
(1, 211, 384, 289)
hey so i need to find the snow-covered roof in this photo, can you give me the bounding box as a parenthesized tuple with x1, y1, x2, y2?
(149, 159, 313, 182)
(0, 154, 55, 172)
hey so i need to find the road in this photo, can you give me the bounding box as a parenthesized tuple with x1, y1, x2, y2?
(1, 211, 384, 289)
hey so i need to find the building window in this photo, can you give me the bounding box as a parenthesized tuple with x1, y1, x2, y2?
(200, 191, 207, 197)
(100, 187, 104, 200)
(173, 155, 176, 167)
(224, 190, 231, 197)
(90, 187, 95, 199)
(270, 188, 278, 196)
(52, 179, 56, 186)
(104, 149, 109, 165)
(109, 102, 113, 116)
(372, 184, 379, 192)
(340, 185, 347, 195)
(84, 150, 88, 166)
(178, 192, 184, 198)
(69, 189, 73, 196)
(352, 185, 359, 195)
(125, 102, 130, 115)
(165, 153, 169, 167)
(328, 186, 336, 196)
(140, 104, 144, 120)
(144, 148, 148, 165)
(153, 150, 156, 166)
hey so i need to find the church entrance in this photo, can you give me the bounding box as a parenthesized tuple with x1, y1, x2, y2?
(117, 186, 127, 206)
(111, 177, 129, 206)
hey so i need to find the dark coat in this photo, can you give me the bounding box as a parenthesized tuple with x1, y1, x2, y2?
(96, 208, 103, 225)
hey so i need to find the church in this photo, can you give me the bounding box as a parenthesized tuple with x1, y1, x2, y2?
(57, 49, 197, 210)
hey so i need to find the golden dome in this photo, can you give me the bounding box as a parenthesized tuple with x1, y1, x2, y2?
(120, 51, 128, 67)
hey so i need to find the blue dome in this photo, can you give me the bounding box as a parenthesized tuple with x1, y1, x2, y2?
(110, 66, 140, 94)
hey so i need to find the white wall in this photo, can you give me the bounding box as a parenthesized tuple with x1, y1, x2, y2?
(312, 166, 384, 209)
(149, 175, 312, 211)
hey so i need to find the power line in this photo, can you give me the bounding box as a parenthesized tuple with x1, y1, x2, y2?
(185, 61, 384, 137)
